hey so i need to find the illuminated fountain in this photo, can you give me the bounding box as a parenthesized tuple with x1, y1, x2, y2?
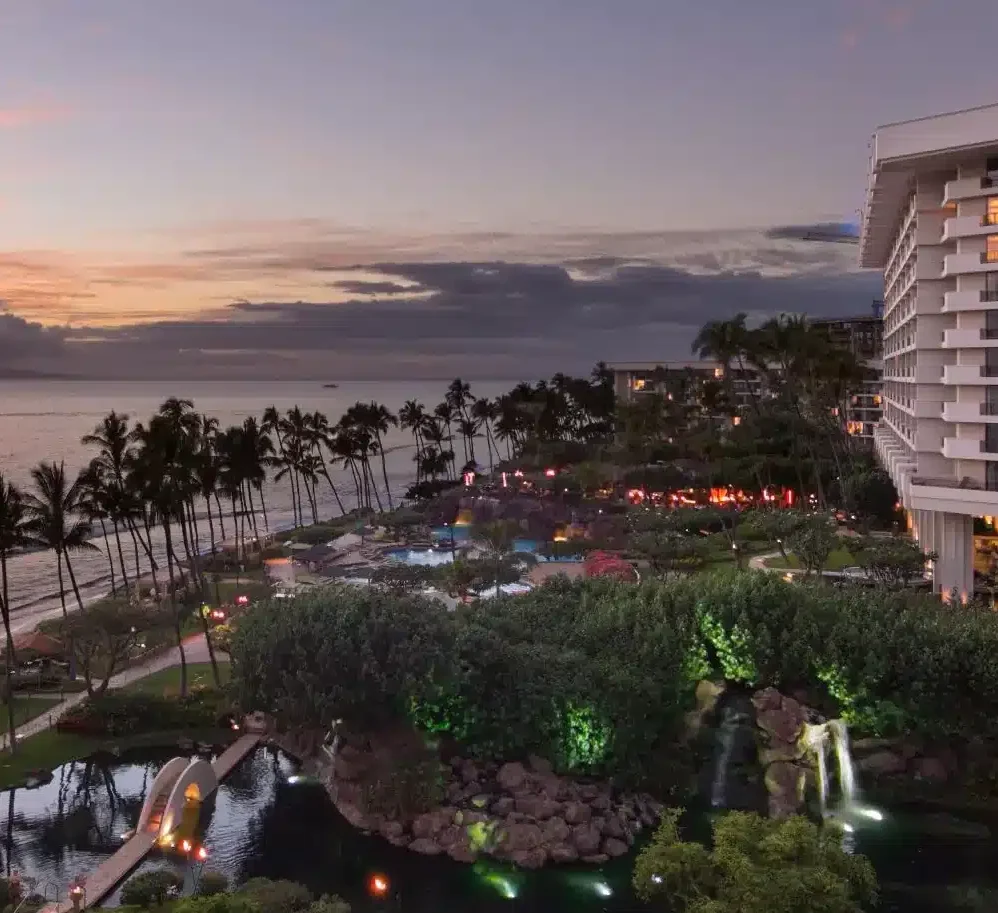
(803, 719, 858, 816)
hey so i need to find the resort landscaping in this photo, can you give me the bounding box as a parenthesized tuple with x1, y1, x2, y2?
(5, 315, 998, 910)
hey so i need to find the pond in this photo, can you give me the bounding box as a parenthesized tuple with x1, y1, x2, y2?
(2, 747, 998, 912)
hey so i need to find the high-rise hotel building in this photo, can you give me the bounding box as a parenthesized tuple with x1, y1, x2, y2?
(861, 103, 998, 600)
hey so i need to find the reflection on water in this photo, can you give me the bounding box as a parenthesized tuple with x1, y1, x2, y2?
(0, 748, 643, 911)
(4, 746, 998, 912)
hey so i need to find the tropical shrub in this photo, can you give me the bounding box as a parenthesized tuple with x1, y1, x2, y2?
(237, 878, 312, 913)
(229, 586, 454, 732)
(120, 870, 184, 908)
(56, 689, 230, 736)
(633, 809, 878, 912)
(196, 872, 229, 897)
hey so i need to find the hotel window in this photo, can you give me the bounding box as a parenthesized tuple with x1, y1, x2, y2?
(988, 235, 998, 264)
(988, 198, 998, 226)
(631, 378, 647, 391)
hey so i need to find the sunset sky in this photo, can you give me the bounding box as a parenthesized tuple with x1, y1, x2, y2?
(1, 0, 996, 378)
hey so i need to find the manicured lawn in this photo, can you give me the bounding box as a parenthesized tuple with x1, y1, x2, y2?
(764, 547, 857, 572)
(124, 662, 231, 696)
(0, 695, 64, 734)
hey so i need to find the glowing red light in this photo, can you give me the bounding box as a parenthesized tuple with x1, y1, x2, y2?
(181, 839, 192, 853)
(196, 846, 208, 861)
(545, 468, 556, 477)
(368, 874, 389, 897)
(236, 595, 249, 605)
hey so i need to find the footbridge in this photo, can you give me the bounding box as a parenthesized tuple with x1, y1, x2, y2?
(45, 733, 260, 912)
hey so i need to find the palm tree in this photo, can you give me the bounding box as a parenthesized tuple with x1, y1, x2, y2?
(77, 461, 118, 597)
(82, 411, 138, 590)
(471, 398, 500, 472)
(399, 400, 428, 482)
(23, 462, 100, 681)
(0, 474, 29, 750)
(433, 402, 458, 478)
(263, 406, 300, 527)
(304, 411, 346, 516)
(361, 402, 398, 510)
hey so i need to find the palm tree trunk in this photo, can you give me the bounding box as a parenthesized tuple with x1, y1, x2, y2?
(375, 432, 395, 510)
(204, 496, 217, 556)
(112, 519, 130, 593)
(230, 496, 241, 562)
(292, 470, 304, 527)
(161, 522, 188, 697)
(55, 554, 77, 681)
(1, 553, 18, 753)
(366, 460, 384, 512)
(258, 485, 270, 532)
(98, 517, 117, 596)
(245, 485, 261, 544)
(214, 492, 227, 539)
(63, 552, 86, 613)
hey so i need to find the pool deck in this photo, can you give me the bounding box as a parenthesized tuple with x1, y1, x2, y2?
(43, 733, 261, 912)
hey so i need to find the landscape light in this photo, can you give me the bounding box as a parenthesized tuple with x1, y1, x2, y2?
(367, 873, 389, 897)
(237, 595, 249, 605)
(181, 839, 192, 853)
(545, 468, 556, 477)
(196, 846, 208, 861)
(651, 874, 663, 884)
(594, 881, 613, 897)
(858, 807, 884, 822)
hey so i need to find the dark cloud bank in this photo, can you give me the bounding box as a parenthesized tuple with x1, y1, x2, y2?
(1, 228, 882, 381)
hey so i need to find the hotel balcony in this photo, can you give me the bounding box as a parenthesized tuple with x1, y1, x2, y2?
(943, 252, 998, 277)
(941, 364, 998, 385)
(908, 475, 998, 515)
(942, 401, 998, 423)
(943, 175, 996, 204)
(942, 328, 998, 348)
(942, 214, 998, 242)
(942, 289, 998, 312)
(943, 437, 984, 459)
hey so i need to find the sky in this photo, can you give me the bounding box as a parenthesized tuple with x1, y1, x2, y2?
(1, 0, 996, 380)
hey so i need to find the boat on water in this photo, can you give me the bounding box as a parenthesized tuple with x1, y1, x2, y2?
(322, 383, 339, 389)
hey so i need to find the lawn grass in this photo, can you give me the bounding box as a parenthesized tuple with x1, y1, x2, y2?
(763, 547, 857, 572)
(0, 727, 239, 790)
(0, 695, 65, 734)
(124, 662, 231, 696)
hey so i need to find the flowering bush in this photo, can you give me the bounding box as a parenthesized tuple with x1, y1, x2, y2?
(584, 550, 638, 582)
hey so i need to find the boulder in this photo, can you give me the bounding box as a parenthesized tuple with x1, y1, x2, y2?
(497, 762, 527, 791)
(510, 847, 548, 869)
(695, 679, 726, 715)
(581, 854, 610, 864)
(564, 801, 593, 825)
(756, 702, 806, 745)
(412, 809, 452, 839)
(572, 822, 602, 856)
(504, 822, 543, 853)
(603, 837, 629, 857)
(764, 762, 805, 819)
(602, 813, 626, 839)
(549, 844, 579, 864)
(590, 795, 612, 812)
(752, 686, 783, 713)
(857, 751, 906, 776)
(528, 754, 555, 776)
(912, 757, 949, 783)
(334, 754, 368, 781)
(380, 821, 404, 840)
(409, 838, 443, 855)
(491, 796, 515, 816)
(337, 800, 374, 831)
(461, 760, 480, 784)
(543, 817, 571, 845)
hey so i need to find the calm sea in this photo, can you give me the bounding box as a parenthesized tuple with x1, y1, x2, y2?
(0, 379, 511, 629)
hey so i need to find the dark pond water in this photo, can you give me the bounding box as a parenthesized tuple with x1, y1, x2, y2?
(1, 746, 997, 912)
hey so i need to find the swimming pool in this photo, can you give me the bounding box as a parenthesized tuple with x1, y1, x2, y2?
(386, 547, 455, 566)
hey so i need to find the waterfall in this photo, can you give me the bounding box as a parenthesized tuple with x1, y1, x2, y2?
(803, 719, 858, 815)
(710, 724, 737, 808)
(829, 719, 857, 804)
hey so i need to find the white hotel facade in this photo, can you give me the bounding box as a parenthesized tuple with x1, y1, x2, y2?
(861, 103, 998, 600)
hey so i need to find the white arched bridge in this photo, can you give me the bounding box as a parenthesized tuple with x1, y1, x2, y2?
(44, 733, 262, 913)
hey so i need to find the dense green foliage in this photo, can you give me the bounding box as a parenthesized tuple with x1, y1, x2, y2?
(229, 587, 454, 731)
(633, 809, 878, 913)
(120, 869, 185, 907)
(234, 567, 998, 771)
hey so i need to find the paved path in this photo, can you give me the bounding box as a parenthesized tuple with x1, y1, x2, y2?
(1, 634, 221, 751)
(748, 550, 869, 579)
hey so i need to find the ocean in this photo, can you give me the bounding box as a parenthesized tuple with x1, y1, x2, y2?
(0, 378, 511, 630)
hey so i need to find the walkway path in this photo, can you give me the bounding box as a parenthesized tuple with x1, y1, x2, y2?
(1, 634, 218, 751)
(748, 551, 868, 579)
